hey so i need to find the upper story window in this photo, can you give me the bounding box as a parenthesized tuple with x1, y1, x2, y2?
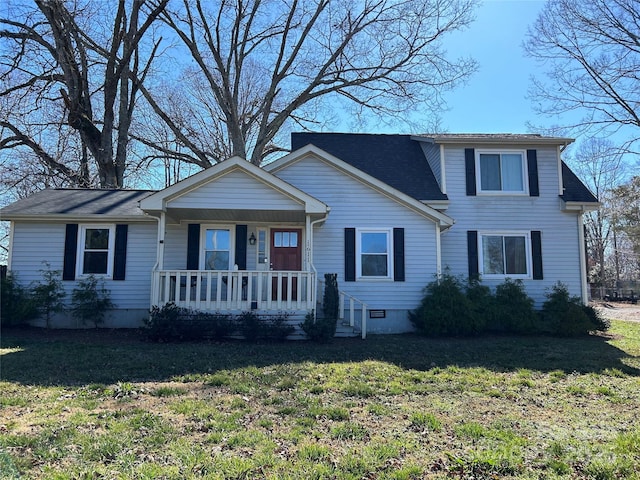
(77, 225, 115, 277)
(477, 150, 527, 194)
(357, 229, 392, 279)
(202, 227, 232, 270)
(479, 232, 530, 278)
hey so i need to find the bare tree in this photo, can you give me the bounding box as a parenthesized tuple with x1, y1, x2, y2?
(142, 0, 478, 166)
(568, 138, 626, 288)
(524, 0, 640, 149)
(0, 0, 168, 188)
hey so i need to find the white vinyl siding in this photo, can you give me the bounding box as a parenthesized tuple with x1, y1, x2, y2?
(8, 222, 157, 320)
(274, 155, 438, 313)
(168, 169, 303, 211)
(441, 145, 583, 305)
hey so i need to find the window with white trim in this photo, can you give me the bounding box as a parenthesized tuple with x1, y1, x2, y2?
(202, 227, 232, 270)
(479, 232, 530, 278)
(77, 225, 115, 277)
(356, 229, 392, 279)
(477, 150, 526, 193)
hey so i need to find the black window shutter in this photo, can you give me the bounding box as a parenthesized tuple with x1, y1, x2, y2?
(467, 230, 479, 280)
(113, 224, 128, 280)
(465, 148, 476, 196)
(393, 228, 405, 282)
(63, 223, 78, 281)
(527, 149, 539, 197)
(344, 228, 356, 282)
(235, 225, 247, 270)
(187, 224, 200, 270)
(531, 230, 543, 279)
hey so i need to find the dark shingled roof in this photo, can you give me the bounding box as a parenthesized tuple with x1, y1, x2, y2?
(560, 162, 599, 203)
(291, 132, 448, 201)
(0, 189, 155, 218)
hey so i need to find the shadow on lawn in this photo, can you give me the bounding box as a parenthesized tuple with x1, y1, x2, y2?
(1, 327, 638, 386)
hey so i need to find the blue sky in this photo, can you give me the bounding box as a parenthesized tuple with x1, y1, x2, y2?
(440, 0, 549, 134)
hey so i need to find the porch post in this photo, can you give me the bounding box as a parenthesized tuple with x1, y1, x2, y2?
(158, 211, 166, 270)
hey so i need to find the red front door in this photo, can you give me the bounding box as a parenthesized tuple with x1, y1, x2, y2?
(271, 229, 302, 300)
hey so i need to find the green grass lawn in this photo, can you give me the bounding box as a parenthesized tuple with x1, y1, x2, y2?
(1, 321, 639, 479)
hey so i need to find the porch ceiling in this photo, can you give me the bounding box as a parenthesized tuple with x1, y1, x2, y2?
(165, 207, 312, 224)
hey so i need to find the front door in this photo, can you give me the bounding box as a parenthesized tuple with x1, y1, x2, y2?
(270, 229, 302, 300)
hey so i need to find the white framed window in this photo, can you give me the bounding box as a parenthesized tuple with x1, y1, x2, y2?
(356, 228, 393, 279)
(77, 225, 115, 277)
(476, 150, 527, 194)
(201, 226, 233, 270)
(479, 231, 530, 278)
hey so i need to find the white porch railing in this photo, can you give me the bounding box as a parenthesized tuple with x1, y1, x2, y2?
(317, 278, 368, 339)
(151, 270, 316, 312)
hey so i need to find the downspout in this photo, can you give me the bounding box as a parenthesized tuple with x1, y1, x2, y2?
(7, 221, 15, 271)
(435, 222, 442, 277)
(577, 211, 589, 304)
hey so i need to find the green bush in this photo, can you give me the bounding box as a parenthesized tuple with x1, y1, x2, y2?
(30, 263, 66, 328)
(146, 305, 294, 342)
(409, 273, 479, 336)
(145, 303, 183, 341)
(262, 313, 295, 340)
(0, 273, 38, 327)
(492, 279, 537, 333)
(466, 279, 494, 332)
(238, 311, 261, 341)
(541, 282, 606, 336)
(71, 275, 114, 328)
(301, 310, 336, 342)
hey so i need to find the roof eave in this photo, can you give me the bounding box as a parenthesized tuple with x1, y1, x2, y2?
(411, 135, 575, 147)
(0, 214, 155, 223)
(561, 200, 601, 213)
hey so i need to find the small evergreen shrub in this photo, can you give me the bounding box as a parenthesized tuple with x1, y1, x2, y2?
(0, 273, 38, 326)
(145, 303, 183, 341)
(301, 310, 336, 342)
(466, 279, 495, 332)
(323, 273, 339, 320)
(409, 273, 478, 336)
(493, 279, 537, 333)
(582, 303, 610, 332)
(202, 312, 235, 340)
(262, 313, 295, 340)
(71, 275, 114, 328)
(541, 282, 604, 336)
(30, 263, 66, 328)
(238, 311, 261, 341)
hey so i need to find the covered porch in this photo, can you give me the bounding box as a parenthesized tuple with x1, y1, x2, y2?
(140, 156, 330, 316)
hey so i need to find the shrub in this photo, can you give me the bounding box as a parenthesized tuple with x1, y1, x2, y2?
(582, 304, 610, 332)
(0, 273, 38, 327)
(409, 273, 478, 336)
(301, 310, 336, 342)
(238, 311, 261, 341)
(466, 279, 495, 332)
(71, 275, 114, 328)
(263, 313, 295, 340)
(202, 312, 235, 340)
(30, 263, 66, 328)
(145, 303, 183, 341)
(323, 273, 339, 320)
(492, 279, 537, 333)
(541, 282, 604, 336)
